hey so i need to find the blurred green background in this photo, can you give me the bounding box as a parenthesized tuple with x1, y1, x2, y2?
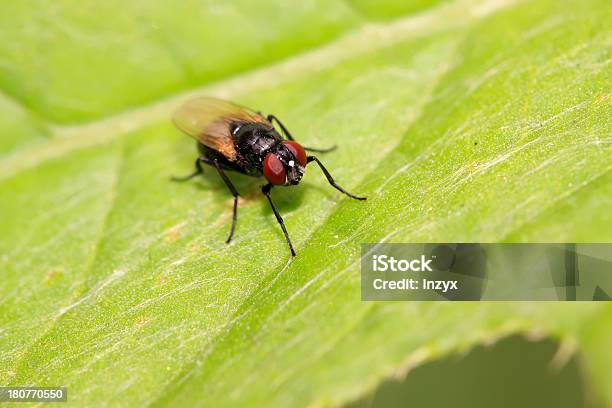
(349, 335, 601, 408)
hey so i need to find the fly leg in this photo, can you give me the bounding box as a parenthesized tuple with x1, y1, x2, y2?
(266, 114, 294, 140)
(171, 156, 206, 181)
(211, 159, 240, 244)
(267, 114, 336, 153)
(262, 183, 296, 257)
(307, 156, 367, 200)
(173, 156, 240, 244)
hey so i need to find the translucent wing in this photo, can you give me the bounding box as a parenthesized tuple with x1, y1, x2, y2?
(172, 97, 269, 161)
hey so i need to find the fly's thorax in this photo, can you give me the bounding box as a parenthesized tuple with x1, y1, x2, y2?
(232, 123, 281, 172)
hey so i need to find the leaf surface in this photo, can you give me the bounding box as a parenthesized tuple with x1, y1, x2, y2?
(1, 0, 610, 406)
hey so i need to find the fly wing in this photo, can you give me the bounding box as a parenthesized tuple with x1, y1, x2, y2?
(172, 97, 269, 161)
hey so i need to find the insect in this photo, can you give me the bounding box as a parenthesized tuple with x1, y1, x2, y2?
(172, 97, 366, 256)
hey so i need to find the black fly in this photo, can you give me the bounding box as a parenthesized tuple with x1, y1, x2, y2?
(172, 97, 366, 256)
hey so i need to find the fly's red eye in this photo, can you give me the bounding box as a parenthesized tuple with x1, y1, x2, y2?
(263, 153, 286, 185)
(282, 141, 307, 167)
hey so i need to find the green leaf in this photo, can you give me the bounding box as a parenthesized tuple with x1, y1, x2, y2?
(1, 0, 611, 407)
